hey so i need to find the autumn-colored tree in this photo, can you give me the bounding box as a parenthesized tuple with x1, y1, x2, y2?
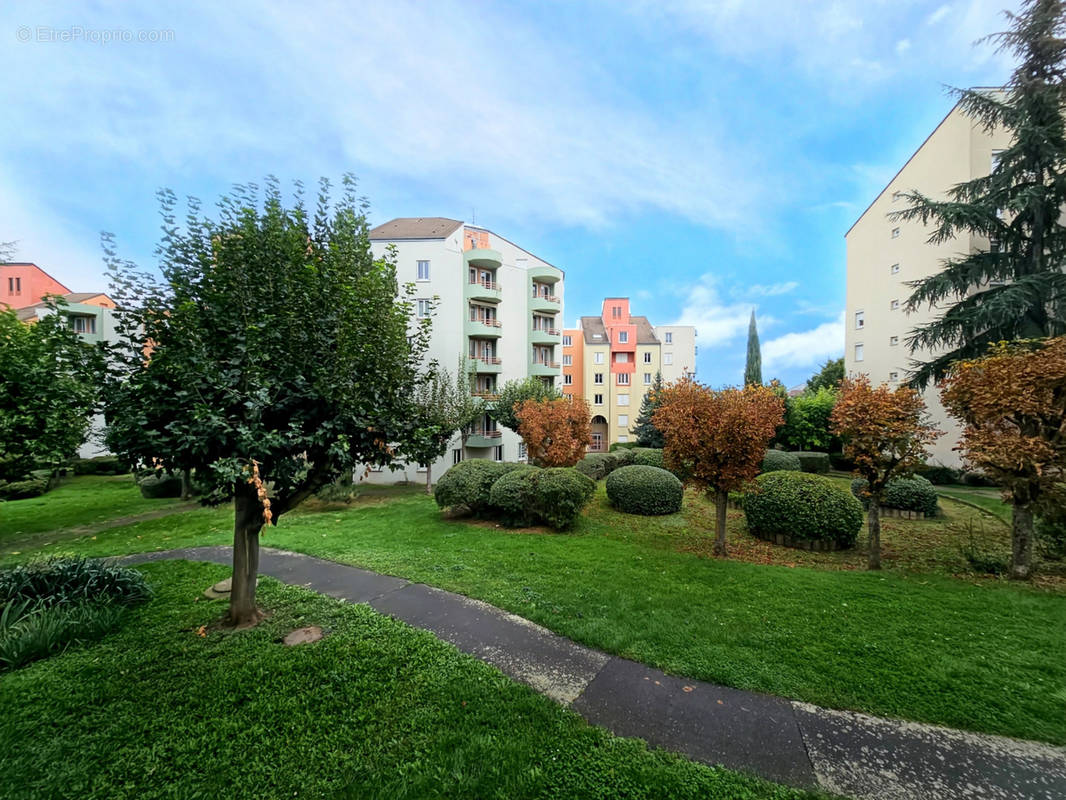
(830, 377, 942, 570)
(941, 338, 1066, 580)
(515, 397, 592, 467)
(653, 379, 784, 555)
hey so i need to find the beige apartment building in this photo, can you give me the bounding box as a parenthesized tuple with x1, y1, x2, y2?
(365, 218, 564, 481)
(562, 298, 696, 451)
(844, 96, 1011, 467)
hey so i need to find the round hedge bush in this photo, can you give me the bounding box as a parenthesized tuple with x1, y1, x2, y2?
(794, 451, 831, 474)
(630, 448, 665, 469)
(433, 459, 522, 514)
(488, 466, 594, 530)
(488, 465, 541, 524)
(575, 452, 619, 481)
(851, 475, 938, 516)
(743, 471, 863, 548)
(137, 473, 183, 499)
(761, 450, 801, 473)
(606, 465, 683, 516)
(0, 477, 49, 500)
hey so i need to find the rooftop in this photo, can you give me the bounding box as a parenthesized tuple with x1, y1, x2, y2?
(369, 218, 463, 240)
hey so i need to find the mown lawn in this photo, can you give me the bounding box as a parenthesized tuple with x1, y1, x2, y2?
(0, 560, 810, 800)
(5, 477, 1065, 744)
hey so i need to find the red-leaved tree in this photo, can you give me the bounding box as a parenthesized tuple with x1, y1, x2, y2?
(830, 376, 942, 570)
(516, 397, 592, 467)
(941, 338, 1066, 580)
(653, 379, 784, 555)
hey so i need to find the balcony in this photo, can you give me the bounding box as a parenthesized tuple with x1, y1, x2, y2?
(531, 326, 561, 345)
(465, 317, 502, 338)
(466, 429, 503, 448)
(467, 355, 503, 374)
(530, 360, 561, 376)
(466, 278, 501, 304)
(530, 292, 560, 313)
(465, 248, 502, 268)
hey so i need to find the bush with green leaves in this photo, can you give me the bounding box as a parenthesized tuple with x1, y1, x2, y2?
(433, 459, 523, 514)
(487, 465, 540, 523)
(915, 463, 961, 485)
(0, 600, 127, 671)
(630, 448, 665, 469)
(72, 456, 129, 476)
(851, 475, 939, 516)
(794, 451, 831, 474)
(1036, 508, 1066, 561)
(962, 470, 999, 488)
(488, 466, 594, 530)
(575, 452, 619, 481)
(0, 477, 49, 500)
(605, 465, 683, 516)
(137, 472, 184, 499)
(608, 441, 639, 452)
(761, 450, 801, 473)
(0, 556, 151, 608)
(743, 471, 863, 548)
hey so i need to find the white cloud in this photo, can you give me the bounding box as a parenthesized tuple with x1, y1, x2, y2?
(762, 312, 845, 371)
(896, 38, 912, 55)
(742, 281, 799, 298)
(927, 5, 952, 25)
(671, 274, 768, 347)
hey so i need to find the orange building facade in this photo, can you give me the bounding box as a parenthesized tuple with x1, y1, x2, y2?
(1, 262, 71, 309)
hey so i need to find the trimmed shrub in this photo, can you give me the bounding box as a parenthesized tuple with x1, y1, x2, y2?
(575, 452, 619, 481)
(962, 470, 998, 488)
(0, 556, 151, 608)
(72, 456, 128, 476)
(851, 475, 939, 516)
(433, 459, 523, 514)
(488, 466, 594, 530)
(794, 451, 831, 474)
(744, 471, 863, 548)
(761, 450, 801, 473)
(137, 472, 183, 499)
(608, 441, 639, 452)
(487, 466, 541, 524)
(828, 451, 855, 472)
(630, 448, 665, 469)
(0, 477, 49, 500)
(606, 465, 683, 516)
(916, 463, 962, 485)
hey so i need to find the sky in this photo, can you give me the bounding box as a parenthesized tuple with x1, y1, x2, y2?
(0, 0, 1018, 388)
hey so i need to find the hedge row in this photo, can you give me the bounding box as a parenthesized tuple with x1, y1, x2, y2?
(576, 448, 676, 481)
(743, 471, 863, 548)
(760, 450, 829, 475)
(72, 456, 129, 476)
(850, 475, 939, 516)
(605, 465, 683, 516)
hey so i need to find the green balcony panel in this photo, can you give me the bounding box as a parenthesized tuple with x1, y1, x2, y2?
(464, 318, 503, 338)
(465, 248, 503, 268)
(466, 279, 502, 304)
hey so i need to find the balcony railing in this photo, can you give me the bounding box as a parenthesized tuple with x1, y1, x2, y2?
(531, 292, 560, 303)
(532, 327, 561, 336)
(471, 356, 501, 365)
(470, 278, 500, 291)
(534, 360, 561, 369)
(469, 429, 502, 439)
(470, 317, 502, 327)
(473, 391, 500, 399)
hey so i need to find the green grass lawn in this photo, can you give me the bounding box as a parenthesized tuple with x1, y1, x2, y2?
(6, 479, 1065, 744)
(0, 560, 811, 800)
(934, 486, 1012, 523)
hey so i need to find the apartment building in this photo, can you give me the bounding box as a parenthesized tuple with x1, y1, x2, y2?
(366, 217, 564, 481)
(563, 298, 696, 451)
(1, 262, 71, 309)
(844, 96, 1011, 467)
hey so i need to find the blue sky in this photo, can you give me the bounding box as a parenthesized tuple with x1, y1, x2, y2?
(1, 0, 1016, 387)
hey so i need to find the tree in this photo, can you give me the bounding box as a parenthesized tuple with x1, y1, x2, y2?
(407, 360, 485, 493)
(941, 338, 1066, 579)
(0, 303, 101, 482)
(102, 177, 430, 625)
(744, 310, 762, 386)
(515, 397, 592, 467)
(806, 357, 844, 392)
(777, 387, 837, 451)
(830, 376, 942, 569)
(894, 0, 1066, 388)
(654, 379, 783, 555)
(491, 376, 561, 432)
(631, 371, 665, 447)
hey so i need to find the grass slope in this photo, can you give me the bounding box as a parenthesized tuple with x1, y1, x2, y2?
(0, 561, 810, 800)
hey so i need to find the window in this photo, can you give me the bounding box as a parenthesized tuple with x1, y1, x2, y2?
(590, 433, 603, 451)
(452, 449, 463, 465)
(855, 344, 864, 362)
(71, 316, 96, 334)
(416, 260, 430, 280)
(855, 311, 865, 329)
(617, 373, 630, 385)
(562, 335, 572, 346)
(889, 371, 899, 382)
(617, 415, 629, 427)
(616, 352, 629, 363)
(890, 336, 899, 346)
(7, 277, 20, 295)
(618, 394, 629, 406)
(891, 227, 900, 239)
(618, 435, 628, 443)
(663, 353, 673, 365)
(518, 442, 528, 460)
(643, 352, 652, 363)
(493, 445, 504, 462)
(618, 330, 629, 343)
(890, 299, 900, 310)
(612, 305, 622, 319)
(644, 372, 651, 384)
(594, 393, 603, 405)
(665, 332, 673, 344)
(594, 373, 604, 385)
(417, 299, 432, 318)
(564, 374, 573, 385)
(891, 263, 900, 275)
(563, 354, 572, 366)
(594, 352, 604, 364)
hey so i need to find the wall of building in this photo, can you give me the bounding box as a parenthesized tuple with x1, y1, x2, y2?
(654, 325, 697, 383)
(0, 263, 70, 309)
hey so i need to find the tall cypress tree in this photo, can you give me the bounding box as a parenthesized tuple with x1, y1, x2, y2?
(744, 309, 762, 386)
(631, 371, 665, 447)
(895, 0, 1066, 388)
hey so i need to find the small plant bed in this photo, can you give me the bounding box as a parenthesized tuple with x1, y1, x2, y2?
(0, 560, 810, 800)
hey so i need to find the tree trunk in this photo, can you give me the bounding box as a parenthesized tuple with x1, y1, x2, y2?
(714, 488, 728, 556)
(425, 463, 433, 495)
(229, 481, 265, 626)
(1011, 503, 1034, 580)
(867, 501, 881, 570)
(180, 468, 192, 501)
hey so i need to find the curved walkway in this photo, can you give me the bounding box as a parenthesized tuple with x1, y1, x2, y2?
(121, 546, 1066, 800)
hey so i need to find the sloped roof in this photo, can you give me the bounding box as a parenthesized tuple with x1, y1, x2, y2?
(630, 316, 660, 345)
(64, 292, 107, 303)
(580, 315, 661, 345)
(368, 217, 463, 240)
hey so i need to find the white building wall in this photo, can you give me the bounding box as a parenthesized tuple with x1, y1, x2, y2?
(653, 325, 697, 384)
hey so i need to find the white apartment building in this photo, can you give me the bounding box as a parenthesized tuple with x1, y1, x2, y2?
(364, 217, 564, 483)
(845, 96, 1011, 467)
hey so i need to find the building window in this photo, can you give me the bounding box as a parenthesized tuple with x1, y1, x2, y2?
(7, 277, 20, 295)
(855, 344, 864, 362)
(71, 316, 96, 334)
(891, 299, 900, 310)
(563, 354, 572, 366)
(643, 352, 652, 363)
(417, 299, 432, 318)
(855, 311, 865, 329)
(453, 448, 463, 465)
(493, 445, 504, 462)
(891, 263, 900, 275)
(891, 227, 900, 239)
(594, 393, 603, 405)
(518, 442, 528, 460)
(890, 336, 899, 346)
(562, 335, 572, 346)
(617, 373, 630, 385)
(665, 332, 673, 343)
(644, 372, 651, 384)
(663, 353, 673, 365)
(618, 330, 629, 343)
(616, 352, 629, 363)
(612, 306, 622, 319)
(594, 352, 604, 364)
(564, 374, 573, 385)
(618, 435, 628, 443)
(416, 260, 430, 280)
(618, 394, 629, 406)
(594, 373, 604, 384)
(590, 433, 603, 451)
(617, 414, 629, 427)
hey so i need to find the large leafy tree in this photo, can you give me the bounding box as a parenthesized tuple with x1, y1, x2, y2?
(630, 371, 665, 447)
(654, 379, 783, 555)
(806, 357, 844, 392)
(941, 338, 1066, 579)
(0, 304, 101, 482)
(830, 377, 942, 570)
(490, 376, 561, 432)
(515, 397, 592, 467)
(895, 0, 1066, 388)
(103, 177, 430, 625)
(777, 387, 837, 452)
(744, 310, 762, 386)
(408, 360, 485, 493)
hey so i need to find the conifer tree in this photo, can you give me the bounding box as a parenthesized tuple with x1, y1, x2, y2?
(744, 310, 762, 386)
(631, 371, 665, 447)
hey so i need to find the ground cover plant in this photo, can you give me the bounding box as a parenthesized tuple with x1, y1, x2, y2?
(0, 560, 812, 800)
